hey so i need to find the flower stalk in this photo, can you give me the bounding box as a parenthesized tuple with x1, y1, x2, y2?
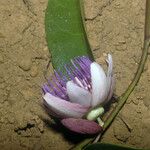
(97, 117, 104, 127)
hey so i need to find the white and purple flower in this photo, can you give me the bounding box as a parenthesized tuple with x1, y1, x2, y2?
(42, 54, 115, 134)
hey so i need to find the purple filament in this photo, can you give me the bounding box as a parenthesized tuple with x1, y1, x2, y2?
(42, 56, 92, 100)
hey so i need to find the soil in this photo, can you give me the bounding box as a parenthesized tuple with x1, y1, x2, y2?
(0, 0, 150, 149)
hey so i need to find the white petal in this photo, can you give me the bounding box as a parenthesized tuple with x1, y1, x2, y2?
(107, 76, 115, 102)
(43, 93, 88, 119)
(107, 54, 113, 77)
(106, 54, 115, 103)
(91, 62, 108, 107)
(66, 81, 92, 107)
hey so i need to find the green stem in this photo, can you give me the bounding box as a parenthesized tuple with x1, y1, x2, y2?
(97, 117, 104, 127)
(103, 0, 150, 131)
(72, 0, 150, 149)
(70, 138, 93, 150)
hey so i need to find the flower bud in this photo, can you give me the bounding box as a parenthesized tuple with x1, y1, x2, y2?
(86, 107, 104, 121)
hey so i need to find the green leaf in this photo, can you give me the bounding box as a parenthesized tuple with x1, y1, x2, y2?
(45, 0, 93, 71)
(84, 143, 147, 150)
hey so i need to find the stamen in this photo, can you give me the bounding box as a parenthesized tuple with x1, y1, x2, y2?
(74, 77, 84, 88)
(42, 56, 93, 101)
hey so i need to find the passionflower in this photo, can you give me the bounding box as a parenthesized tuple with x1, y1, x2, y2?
(42, 54, 115, 134)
